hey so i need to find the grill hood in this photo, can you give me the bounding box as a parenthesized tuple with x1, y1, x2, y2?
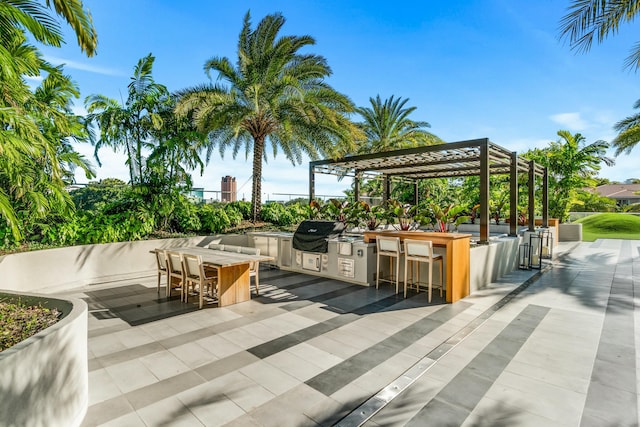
(293, 220, 345, 253)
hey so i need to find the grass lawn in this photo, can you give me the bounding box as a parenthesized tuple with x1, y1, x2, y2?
(576, 213, 640, 242)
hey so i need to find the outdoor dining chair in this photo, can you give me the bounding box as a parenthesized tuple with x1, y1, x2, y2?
(181, 254, 218, 309)
(155, 250, 168, 295)
(165, 251, 184, 299)
(240, 246, 261, 295)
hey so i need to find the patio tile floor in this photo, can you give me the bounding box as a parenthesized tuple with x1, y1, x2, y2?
(55, 239, 640, 426)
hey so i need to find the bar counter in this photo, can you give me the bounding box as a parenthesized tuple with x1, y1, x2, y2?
(363, 230, 472, 303)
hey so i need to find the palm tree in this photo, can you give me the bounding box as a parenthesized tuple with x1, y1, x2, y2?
(0, 0, 96, 241)
(612, 98, 640, 156)
(357, 95, 443, 153)
(175, 11, 361, 222)
(0, 0, 97, 56)
(85, 54, 169, 186)
(559, 0, 640, 71)
(525, 130, 614, 221)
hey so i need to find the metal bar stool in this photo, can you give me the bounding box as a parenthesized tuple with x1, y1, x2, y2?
(403, 239, 444, 302)
(376, 236, 403, 294)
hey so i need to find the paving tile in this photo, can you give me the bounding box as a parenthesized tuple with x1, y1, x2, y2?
(195, 351, 260, 382)
(169, 341, 219, 368)
(125, 370, 205, 410)
(240, 320, 287, 342)
(246, 384, 325, 427)
(287, 342, 344, 370)
(139, 349, 192, 380)
(305, 334, 362, 359)
(486, 371, 585, 425)
(304, 395, 351, 426)
(98, 411, 147, 427)
(368, 376, 445, 426)
(176, 380, 246, 426)
(105, 359, 159, 393)
(81, 396, 135, 426)
(264, 350, 324, 382)
(196, 334, 245, 359)
(406, 397, 469, 427)
(88, 368, 123, 405)
(219, 327, 267, 350)
(217, 372, 276, 412)
(239, 360, 301, 396)
(505, 359, 591, 394)
(89, 333, 128, 358)
(137, 395, 205, 426)
(462, 396, 562, 427)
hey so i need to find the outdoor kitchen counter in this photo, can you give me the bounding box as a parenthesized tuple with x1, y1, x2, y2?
(363, 230, 471, 303)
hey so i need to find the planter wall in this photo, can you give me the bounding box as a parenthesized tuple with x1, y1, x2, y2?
(469, 237, 520, 293)
(0, 235, 248, 293)
(0, 293, 88, 427)
(559, 223, 583, 242)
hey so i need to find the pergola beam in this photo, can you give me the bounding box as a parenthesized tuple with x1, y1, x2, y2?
(307, 138, 549, 241)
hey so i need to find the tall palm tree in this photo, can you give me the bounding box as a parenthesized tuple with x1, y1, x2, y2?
(559, 0, 640, 70)
(357, 95, 443, 153)
(85, 54, 169, 185)
(612, 98, 640, 156)
(176, 11, 361, 222)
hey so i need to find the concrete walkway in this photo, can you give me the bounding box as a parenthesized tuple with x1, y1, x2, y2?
(59, 239, 639, 426)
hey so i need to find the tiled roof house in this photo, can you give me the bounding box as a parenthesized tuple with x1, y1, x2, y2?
(592, 184, 640, 206)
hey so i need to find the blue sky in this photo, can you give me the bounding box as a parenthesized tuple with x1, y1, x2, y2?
(39, 0, 640, 200)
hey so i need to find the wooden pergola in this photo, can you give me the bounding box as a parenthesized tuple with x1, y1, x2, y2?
(308, 138, 548, 244)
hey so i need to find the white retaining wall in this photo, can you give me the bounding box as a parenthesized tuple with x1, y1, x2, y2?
(0, 235, 251, 293)
(0, 293, 87, 427)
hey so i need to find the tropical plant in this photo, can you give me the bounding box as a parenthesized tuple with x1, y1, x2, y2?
(175, 11, 362, 222)
(612, 98, 640, 157)
(523, 130, 614, 222)
(342, 200, 383, 230)
(568, 189, 617, 212)
(85, 54, 171, 186)
(0, 0, 97, 57)
(559, 0, 640, 71)
(321, 199, 349, 223)
(431, 203, 469, 232)
(0, 0, 97, 242)
(356, 95, 443, 153)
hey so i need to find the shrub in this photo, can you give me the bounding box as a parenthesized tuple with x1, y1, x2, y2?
(224, 205, 243, 227)
(227, 201, 252, 220)
(198, 205, 231, 234)
(261, 202, 295, 226)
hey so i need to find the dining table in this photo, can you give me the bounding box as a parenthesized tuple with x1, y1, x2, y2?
(155, 246, 274, 307)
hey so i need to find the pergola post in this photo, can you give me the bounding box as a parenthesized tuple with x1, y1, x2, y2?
(528, 160, 535, 232)
(309, 163, 315, 202)
(383, 175, 390, 201)
(509, 152, 518, 237)
(542, 167, 548, 227)
(414, 180, 419, 206)
(354, 171, 361, 202)
(479, 141, 490, 244)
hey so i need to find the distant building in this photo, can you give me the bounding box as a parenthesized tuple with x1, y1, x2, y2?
(591, 184, 640, 206)
(189, 187, 204, 203)
(221, 176, 237, 202)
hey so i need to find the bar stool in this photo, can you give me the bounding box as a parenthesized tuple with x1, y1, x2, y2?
(376, 236, 403, 294)
(403, 239, 444, 302)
